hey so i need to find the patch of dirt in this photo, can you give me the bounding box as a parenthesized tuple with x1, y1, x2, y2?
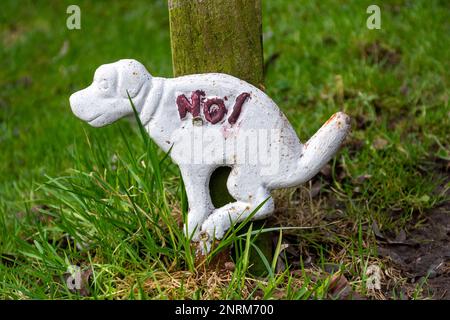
(361, 41, 402, 68)
(269, 159, 450, 299)
(1, 23, 27, 48)
(377, 203, 450, 299)
(15, 204, 54, 225)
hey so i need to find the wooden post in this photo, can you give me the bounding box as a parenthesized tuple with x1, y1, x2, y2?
(168, 0, 271, 274)
(168, 0, 264, 87)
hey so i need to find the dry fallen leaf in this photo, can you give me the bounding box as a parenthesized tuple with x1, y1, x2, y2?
(320, 164, 332, 178)
(328, 272, 365, 300)
(355, 174, 372, 184)
(373, 137, 388, 150)
(224, 261, 235, 271)
(309, 180, 323, 198)
(328, 273, 352, 299)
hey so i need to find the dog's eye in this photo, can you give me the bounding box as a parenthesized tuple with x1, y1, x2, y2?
(99, 79, 109, 91)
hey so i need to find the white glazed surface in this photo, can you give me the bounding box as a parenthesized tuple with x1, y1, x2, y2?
(70, 59, 351, 252)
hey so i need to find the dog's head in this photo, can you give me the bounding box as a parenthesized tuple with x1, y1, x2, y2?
(70, 59, 152, 127)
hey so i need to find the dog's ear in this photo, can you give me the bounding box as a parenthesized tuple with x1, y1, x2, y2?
(117, 59, 152, 98)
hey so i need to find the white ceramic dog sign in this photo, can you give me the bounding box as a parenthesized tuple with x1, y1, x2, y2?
(70, 59, 351, 252)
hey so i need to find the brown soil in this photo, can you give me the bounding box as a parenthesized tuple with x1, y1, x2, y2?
(378, 203, 450, 299)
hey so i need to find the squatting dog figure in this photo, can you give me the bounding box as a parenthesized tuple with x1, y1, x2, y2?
(70, 59, 351, 252)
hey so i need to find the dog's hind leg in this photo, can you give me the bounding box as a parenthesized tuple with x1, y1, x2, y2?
(179, 164, 215, 241)
(199, 165, 274, 252)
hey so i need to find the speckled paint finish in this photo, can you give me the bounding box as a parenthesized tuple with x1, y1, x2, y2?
(70, 59, 351, 253)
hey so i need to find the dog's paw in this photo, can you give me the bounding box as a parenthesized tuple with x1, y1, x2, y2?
(200, 216, 227, 241)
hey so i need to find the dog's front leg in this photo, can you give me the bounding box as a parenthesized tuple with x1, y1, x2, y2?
(179, 164, 215, 241)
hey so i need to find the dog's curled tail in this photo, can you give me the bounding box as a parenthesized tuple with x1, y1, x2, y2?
(277, 112, 351, 188)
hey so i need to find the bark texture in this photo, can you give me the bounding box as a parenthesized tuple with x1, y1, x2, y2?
(169, 0, 264, 88)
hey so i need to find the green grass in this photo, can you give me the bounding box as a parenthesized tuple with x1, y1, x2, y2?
(1, 0, 449, 299)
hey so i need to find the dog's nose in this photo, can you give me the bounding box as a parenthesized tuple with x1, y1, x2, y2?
(69, 92, 80, 116)
(69, 92, 76, 108)
(69, 91, 90, 121)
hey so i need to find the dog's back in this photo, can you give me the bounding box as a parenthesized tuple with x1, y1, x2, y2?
(151, 73, 303, 180)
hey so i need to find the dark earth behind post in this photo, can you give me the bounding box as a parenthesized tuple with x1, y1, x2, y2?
(168, 0, 271, 272)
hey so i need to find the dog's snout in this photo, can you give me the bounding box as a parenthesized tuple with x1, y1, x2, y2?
(69, 92, 83, 118)
(69, 89, 95, 122)
(69, 92, 78, 112)
(69, 92, 77, 110)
